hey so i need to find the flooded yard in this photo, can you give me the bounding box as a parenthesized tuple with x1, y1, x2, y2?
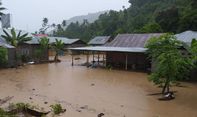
(0, 56, 197, 117)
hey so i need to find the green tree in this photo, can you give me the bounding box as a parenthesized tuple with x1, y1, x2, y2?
(34, 37, 49, 62)
(1, 28, 32, 67)
(0, 47, 7, 67)
(39, 37, 49, 50)
(146, 34, 192, 94)
(62, 20, 66, 27)
(155, 7, 180, 33)
(139, 22, 163, 33)
(191, 39, 197, 65)
(53, 0, 197, 42)
(53, 39, 64, 62)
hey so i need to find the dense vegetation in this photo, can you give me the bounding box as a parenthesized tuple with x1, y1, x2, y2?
(52, 0, 197, 42)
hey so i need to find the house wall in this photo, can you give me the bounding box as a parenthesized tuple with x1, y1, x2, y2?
(106, 52, 150, 71)
(19, 44, 49, 61)
(7, 48, 16, 67)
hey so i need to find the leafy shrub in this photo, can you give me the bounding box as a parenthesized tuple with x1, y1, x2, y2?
(0, 47, 8, 67)
(50, 104, 63, 115)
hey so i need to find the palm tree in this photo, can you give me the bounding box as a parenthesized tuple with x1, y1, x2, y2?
(39, 37, 49, 50)
(2, 28, 32, 47)
(1, 28, 32, 67)
(53, 39, 64, 62)
(0, 2, 6, 20)
(37, 37, 49, 61)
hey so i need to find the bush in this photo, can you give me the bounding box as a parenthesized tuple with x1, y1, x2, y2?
(0, 47, 8, 67)
(50, 104, 63, 115)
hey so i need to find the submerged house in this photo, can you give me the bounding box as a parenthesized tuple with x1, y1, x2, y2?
(70, 33, 163, 71)
(104, 34, 163, 70)
(0, 37, 15, 67)
(88, 36, 111, 46)
(0, 29, 49, 62)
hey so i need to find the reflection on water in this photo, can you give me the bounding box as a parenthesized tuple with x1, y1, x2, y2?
(0, 56, 197, 117)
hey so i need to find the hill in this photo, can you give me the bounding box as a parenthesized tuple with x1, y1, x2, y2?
(53, 0, 197, 42)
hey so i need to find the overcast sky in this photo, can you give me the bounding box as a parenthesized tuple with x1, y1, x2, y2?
(2, 0, 130, 33)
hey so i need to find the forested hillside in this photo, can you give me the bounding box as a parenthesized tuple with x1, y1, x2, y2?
(53, 0, 197, 42)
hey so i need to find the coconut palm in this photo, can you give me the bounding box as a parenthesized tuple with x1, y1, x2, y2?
(1, 28, 32, 67)
(53, 39, 64, 62)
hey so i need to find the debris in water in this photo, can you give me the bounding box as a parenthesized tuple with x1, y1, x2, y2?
(98, 113, 105, 117)
(76, 109, 81, 112)
(80, 105, 88, 109)
(28, 61, 35, 64)
(44, 102, 48, 104)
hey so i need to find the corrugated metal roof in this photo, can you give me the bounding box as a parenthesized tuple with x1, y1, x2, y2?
(0, 28, 82, 45)
(88, 36, 110, 45)
(0, 42, 15, 48)
(25, 36, 40, 44)
(105, 33, 163, 47)
(48, 37, 81, 44)
(175, 30, 197, 46)
(26, 36, 83, 45)
(70, 46, 147, 53)
(0, 37, 15, 48)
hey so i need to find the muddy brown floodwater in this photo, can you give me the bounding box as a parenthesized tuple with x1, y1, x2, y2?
(0, 56, 197, 117)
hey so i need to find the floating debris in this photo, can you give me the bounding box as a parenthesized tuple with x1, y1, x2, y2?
(98, 113, 105, 117)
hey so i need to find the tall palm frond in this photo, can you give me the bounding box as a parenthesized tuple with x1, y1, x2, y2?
(1, 28, 32, 47)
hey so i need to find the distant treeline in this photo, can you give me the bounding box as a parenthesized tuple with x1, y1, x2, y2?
(53, 0, 197, 42)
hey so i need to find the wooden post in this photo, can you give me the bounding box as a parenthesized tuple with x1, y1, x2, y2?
(103, 53, 105, 66)
(87, 51, 89, 67)
(93, 51, 95, 63)
(98, 52, 100, 65)
(125, 54, 128, 70)
(71, 54, 74, 66)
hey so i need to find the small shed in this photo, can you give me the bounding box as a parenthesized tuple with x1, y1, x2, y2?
(70, 33, 163, 71)
(0, 28, 48, 62)
(88, 36, 111, 46)
(0, 38, 15, 67)
(104, 33, 163, 71)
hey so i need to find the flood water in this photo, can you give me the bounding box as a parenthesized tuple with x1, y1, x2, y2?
(0, 56, 197, 117)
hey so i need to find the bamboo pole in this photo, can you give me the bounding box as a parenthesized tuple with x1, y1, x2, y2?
(125, 54, 128, 70)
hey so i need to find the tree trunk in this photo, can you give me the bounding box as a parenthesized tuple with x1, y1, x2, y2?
(162, 81, 167, 94)
(54, 52, 58, 62)
(162, 77, 170, 94)
(15, 48, 18, 69)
